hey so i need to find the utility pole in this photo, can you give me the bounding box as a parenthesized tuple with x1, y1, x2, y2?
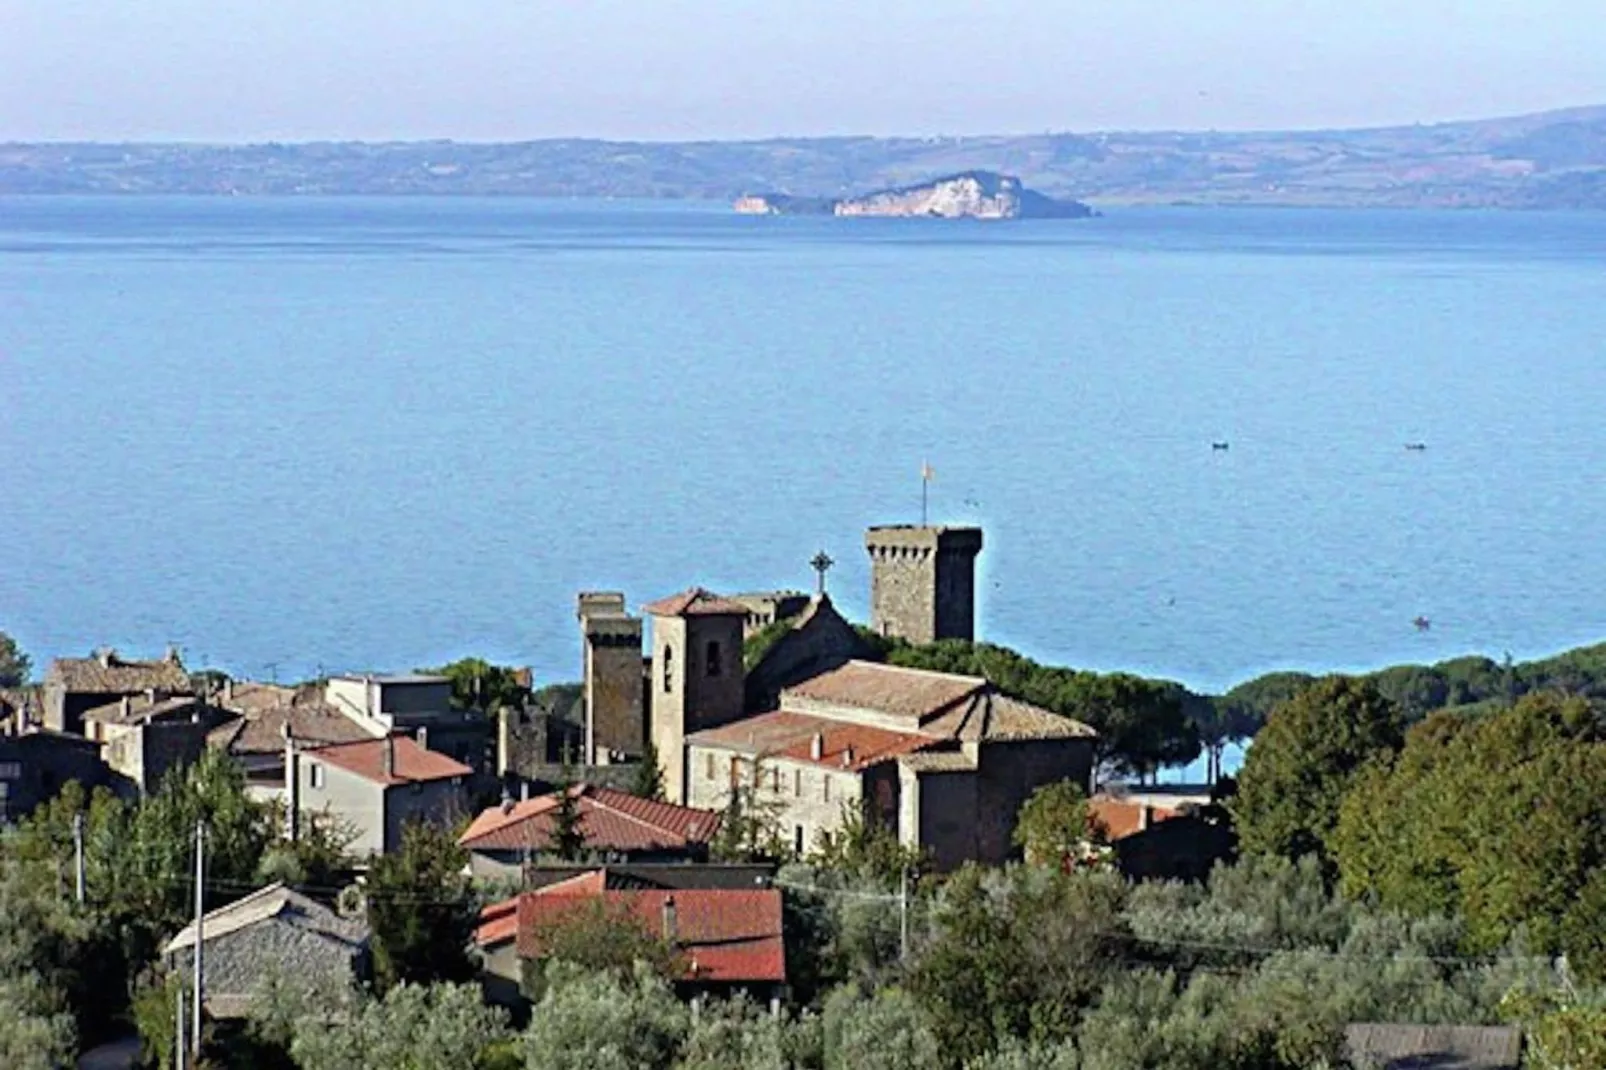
(192, 821, 205, 1060)
(72, 812, 85, 905)
(899, 866, 910, 962)
(174, 978, 186, 1070)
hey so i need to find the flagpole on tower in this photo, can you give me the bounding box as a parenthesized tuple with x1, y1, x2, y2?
(920, 461, 934, 526)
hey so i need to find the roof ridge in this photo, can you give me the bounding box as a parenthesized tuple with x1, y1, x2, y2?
(845, 658, 988, 687)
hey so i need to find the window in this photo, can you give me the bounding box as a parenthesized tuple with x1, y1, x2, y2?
(663, 646, 674, 693)
(0, 762, 20, 781)
(823, 774, 831, 803)
(771, 767, 780, 793)
(794, 825, 805, 855)
(309, 763, 325, 789)
(705, 753, 716, 780)
(706, 641, 722, 678)
(793, 769, 802, 798)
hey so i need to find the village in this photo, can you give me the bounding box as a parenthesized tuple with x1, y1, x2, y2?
(0, 522, 1557, 1070)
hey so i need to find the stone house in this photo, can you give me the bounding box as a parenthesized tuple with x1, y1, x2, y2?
(43, 648, 192, 736)
(0, 687, 46, 734)
(476, 873, 786, 1011)
(1090, 785, 1236, 882)
(208, 696, 381, 804)
(289, 734, 472, 855)
(458, 785, 720, 881)
(0, 728, 111, 823)
(82, 693, 229, 794)
(323, 672, 491, 772)
(685, 660, 1098, 870)
(163, 882, 370, 1018)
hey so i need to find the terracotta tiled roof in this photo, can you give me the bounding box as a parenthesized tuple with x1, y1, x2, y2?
(643, 588, 750, 618)
(209, 701, 379, 756)
(312, 735, 470, 786)
(921, 691, 1097, 742)
(459, 785, 720, 853)
(83, 693, 208, 727)
(896, 750, 978, 774)
(46, 652, 191, 695)
(687, 710, 933, 773)
(782, 660, 986, 720)
(216, 681, 298, 715)
(491, 885, 786, 984)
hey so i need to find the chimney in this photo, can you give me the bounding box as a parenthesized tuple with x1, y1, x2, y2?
(520, 780, 530, 802)
(145, 688, 157, 704)
(283, 724, 300, 842)
(120, 695, 131, 720)
(662, 895, 678, 945)
(164, 645, 181, 666)
(810, 733, 823, 761)
(416, 726, 428, 752)
(223, 678, 234, 703)
(841, 746, 854, 768)
(382, 735, 396, 779)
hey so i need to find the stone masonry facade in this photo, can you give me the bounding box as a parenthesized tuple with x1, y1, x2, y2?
(865, 526, 983, 644)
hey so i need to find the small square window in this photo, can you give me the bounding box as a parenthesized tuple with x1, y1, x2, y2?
(706, 753, 716, 780)
(706, 641, 723, 678)
(309, 763, 325, 789)
(794, 825, 805, 855)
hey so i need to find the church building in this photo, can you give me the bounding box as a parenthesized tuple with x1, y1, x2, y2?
(585, 524, 1097, 871)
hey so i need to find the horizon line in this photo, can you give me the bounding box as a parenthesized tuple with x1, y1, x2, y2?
(5, 101, 1604, 150)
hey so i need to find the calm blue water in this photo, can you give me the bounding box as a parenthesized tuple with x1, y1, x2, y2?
(2, 198, 1604, 713)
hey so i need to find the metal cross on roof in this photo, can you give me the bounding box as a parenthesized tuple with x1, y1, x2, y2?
(810, 550, 835, 595)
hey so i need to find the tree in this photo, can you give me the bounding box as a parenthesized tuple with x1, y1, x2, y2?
(824, 985, 942, 1070)
(628, 742, 666, 802)
(289, 982, 510, 1070)
(525, 897, 683, 984)
(1332, 692, 1606, 970)
(908, 865, 1131, 1064)
(709, 757, 787, 863)
(1229, 675, 1404, 872)
(0, 973, 76, 1070)
(548, 768, 587, 863)
(429, 658, 529, 713)
(808, 803, 925, 884)
(366, 823, 479, 992)
(0, 631, 29, 687)
(1012, 780, 1104, 868)
(677, 995, 791, 1070)
(521, 962, 688, 1070)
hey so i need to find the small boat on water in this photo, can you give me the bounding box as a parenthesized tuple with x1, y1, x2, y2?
(1211, 441, 1230, 451)
(1405, 442, 1428, 451)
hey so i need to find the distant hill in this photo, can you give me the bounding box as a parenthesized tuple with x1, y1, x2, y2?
(6, 105, 1606, 207)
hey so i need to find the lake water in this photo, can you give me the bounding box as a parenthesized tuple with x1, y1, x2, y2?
(3, 198, 1604, 715)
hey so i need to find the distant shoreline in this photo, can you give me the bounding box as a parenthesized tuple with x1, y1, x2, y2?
(3, 103, 1604, 208)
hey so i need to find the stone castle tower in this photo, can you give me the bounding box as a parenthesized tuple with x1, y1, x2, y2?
(576, 592, 647, 764)
(645, 588, 748, 804)
(865, 525, 984, 645)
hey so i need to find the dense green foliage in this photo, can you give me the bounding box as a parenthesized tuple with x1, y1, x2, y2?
(1333, 692, 1606, 974)
(526, 897, 684, 982)
(744, 618, 799, 671)
(1012, 780, 1101, 866)
(0, 630, 30, 687)
(548, 768, 587, 862)
(429, 657, 531, 713)
(629, 741, 667, 801)
(869, 639, 1200, 777)
(366, 823, 479, 992)
(1229, 676, 1404, 871)
(709, 758, 788, 863)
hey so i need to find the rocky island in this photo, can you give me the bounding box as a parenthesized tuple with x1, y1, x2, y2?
(734, 171, 1093, 220)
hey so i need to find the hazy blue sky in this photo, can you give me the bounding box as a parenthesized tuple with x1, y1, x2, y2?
(5, 0, 1604, 142)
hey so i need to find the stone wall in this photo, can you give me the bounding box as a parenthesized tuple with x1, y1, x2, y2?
(581, 613, 646, 762)
(744, 596, 868, 712)
(685, 748, 864, 857)
(650, 613, 745, 805)
(864, 526, 982, 644)
(973, 737, 1096, 863)
(167, 920, 365, 1011)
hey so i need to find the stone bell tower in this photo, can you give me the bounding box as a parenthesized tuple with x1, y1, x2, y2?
(644, 588, 748, 805)
(865, 525, 984, 645)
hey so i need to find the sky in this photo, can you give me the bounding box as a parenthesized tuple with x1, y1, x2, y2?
(4, 0, 1606, 143)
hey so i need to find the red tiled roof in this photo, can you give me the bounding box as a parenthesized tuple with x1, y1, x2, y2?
(486, 885, 785, 984)
(643, 588, 749, 618)
(1089, 798, 1187, 842)
(459, 785, 719, 853)
(209, 701, 378, 756)
(687, 710, 933, 772)
(312, 734, 470, 786)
